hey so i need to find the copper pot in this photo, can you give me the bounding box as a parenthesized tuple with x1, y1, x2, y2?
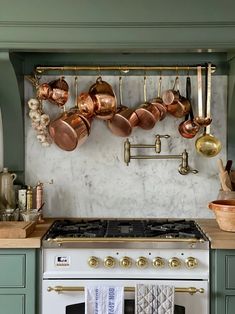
(48, 77, 69, 107)
(76, 92, 95, 118)
(135, 76, 160, 130)
(107, 77, 139, 137)
(89, 76, 117, 120)
(49, 108, 90, 151)
(36, 83, 52, 100)
(149, 76, 167, 121)
(162, 76, 180, 105)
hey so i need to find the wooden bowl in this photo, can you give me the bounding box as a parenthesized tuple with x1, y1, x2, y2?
(208, 200, 235, 232)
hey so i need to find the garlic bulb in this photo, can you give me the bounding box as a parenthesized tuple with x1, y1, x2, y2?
(29, 110, 41, 122)
(28, 98, 40, 110)
(41, 141, 51, 147)
(40, 114, 50, 126)
(36, 134, 46, 143)
(31, 121, 40, 130)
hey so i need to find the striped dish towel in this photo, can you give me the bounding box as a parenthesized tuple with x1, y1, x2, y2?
(85, 286, 124, 314)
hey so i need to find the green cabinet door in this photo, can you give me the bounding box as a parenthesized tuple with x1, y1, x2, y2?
(0, 249, 36, 314)
(211, 250, 235, 314)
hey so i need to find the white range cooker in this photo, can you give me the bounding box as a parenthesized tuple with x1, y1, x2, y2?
(41, 219, 209, 314)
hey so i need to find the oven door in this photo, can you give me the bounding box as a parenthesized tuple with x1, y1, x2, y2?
(42, 279, 209, 314)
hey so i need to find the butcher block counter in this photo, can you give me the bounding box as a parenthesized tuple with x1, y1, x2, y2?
(0, 218, 234, 249)
(196, 218, 235, 249)
(0, 219, 53, 248)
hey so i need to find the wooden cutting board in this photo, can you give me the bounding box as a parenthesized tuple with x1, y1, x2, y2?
(0, 221, 36, 238)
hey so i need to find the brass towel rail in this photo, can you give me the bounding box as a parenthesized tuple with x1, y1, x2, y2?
(35, 65, 216, 74)
(47, 285, 205, 295)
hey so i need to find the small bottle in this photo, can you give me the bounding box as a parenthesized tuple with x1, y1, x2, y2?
(26, 186, 33, 211)
(18, 188, 27, 211)
(36, 182, 43, 210)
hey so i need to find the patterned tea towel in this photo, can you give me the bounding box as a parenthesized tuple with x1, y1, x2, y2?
(135, 284, 175, 314)
(85, 285, 124, 314)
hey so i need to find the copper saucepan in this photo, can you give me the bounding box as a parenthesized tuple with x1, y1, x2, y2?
(46, 77, 69, 107)
(89, 76, 117, 120)
(134, 76, 160, 130)
(107, 76, 139, 137)
(149, 76, 167, 121)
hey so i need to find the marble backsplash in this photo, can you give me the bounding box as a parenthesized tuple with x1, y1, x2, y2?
(24, 75, 227, 218)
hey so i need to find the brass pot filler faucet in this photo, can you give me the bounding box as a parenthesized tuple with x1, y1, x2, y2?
(124, 135, 198, 175)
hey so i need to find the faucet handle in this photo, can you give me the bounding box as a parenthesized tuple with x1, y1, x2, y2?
(178, 149, 198, 175)
(124, 139, 131, 166)
(155, 134, 170, 153)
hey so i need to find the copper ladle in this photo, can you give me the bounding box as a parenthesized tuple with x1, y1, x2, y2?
(195, 63, 222, 157)
(178, 76, 200, 139)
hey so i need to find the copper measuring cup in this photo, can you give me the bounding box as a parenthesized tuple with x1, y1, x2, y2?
(178, 76, 200, 139)
(134, 76, 160, 130)
(107, 76, 139, 137)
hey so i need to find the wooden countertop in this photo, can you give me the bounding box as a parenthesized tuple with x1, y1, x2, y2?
(0, 218, 234, 249)
(0, 219, 53, 249)
(196, 219, 235, 249)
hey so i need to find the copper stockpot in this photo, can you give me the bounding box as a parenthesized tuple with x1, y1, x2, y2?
(49, 108, 90, 151)
(48, 77, 69, 107)
(107, 77, 139, 137)
(134, 76, 160, 130)
(89, 76, 117, 120)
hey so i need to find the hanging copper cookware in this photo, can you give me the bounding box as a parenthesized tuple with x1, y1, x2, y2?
(76, 92, 95, 119)
(48, 77, 90, 151)
(36, 83, 52, 100)
(47, 77, 69, 107)
(162, 76, 190, 118)
(149, 76, 167, 121)
(107, 76, 139, 137)
(134, 76, 160, 130)
(89, 76, 117, 120)
(178, 76, 200, 139)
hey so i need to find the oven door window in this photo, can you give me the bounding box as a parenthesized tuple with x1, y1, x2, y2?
(66, 301, 185, 314)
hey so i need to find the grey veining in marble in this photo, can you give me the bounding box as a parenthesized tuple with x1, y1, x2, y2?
(24, 75, 227, 218)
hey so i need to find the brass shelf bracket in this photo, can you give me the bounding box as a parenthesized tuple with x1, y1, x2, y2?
(124, 135, 198, 175)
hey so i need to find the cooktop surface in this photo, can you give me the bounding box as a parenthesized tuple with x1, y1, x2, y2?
(44, 219, 206, 240)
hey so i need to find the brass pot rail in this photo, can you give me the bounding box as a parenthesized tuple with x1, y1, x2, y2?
(35, 65, 216, 74)
(124, 135, 198, 175)
(47, 285, 204, 295)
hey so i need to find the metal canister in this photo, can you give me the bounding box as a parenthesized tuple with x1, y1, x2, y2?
(18, 188, 27, 211)
(26, 186, 33, 210)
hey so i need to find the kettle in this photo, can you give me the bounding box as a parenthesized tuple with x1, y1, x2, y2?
(0, 167, 17, 209)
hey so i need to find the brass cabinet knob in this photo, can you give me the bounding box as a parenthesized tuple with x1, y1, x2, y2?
(136, 257, 148, 268)
(169, 257, 181, 269)
(120, 256, 132, 268)
(88, 256, 99, 268)
(104, 256, 115, 268)
(185, 257, 198, 269)
(153, 257, 165, 268)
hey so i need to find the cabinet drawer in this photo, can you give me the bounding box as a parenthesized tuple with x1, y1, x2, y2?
(0, 294, 24, 314)
(0, 254, 25, 288)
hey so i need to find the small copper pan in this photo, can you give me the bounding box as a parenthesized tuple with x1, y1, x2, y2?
(149, 76, 167, 121)
(134, 76, 160, 130)
(48, 77, 69, 107)
(107, 77, 139, 137)
(89, 76, 117, 120)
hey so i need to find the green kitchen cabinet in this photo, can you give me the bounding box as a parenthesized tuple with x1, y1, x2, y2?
(211, 250, 235, 314)
(0, 249, 37, 314)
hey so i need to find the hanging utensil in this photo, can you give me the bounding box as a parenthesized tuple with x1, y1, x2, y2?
(195, 63, 222, 157)
(107, 76, 139, 137)
(149, 76, 167, 121)
(47, 77, 69, 107)
(178, 75, 200, 138)
(134, 76, 160, 130)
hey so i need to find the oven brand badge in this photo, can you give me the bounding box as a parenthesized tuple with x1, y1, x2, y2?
(55, 256, 70, 267)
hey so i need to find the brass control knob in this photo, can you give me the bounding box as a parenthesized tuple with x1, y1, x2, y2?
(153, 257, 165, 268)
(120, 256, 132, 268)
(169, 257, 181, 269)
(185, 257, 198, 269)
(104, 256, 115, 268)
(136, 257, 148, 268)
(88, 256, 99, 268)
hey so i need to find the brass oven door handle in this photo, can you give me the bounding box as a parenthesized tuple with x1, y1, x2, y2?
(47, 285, 204, 295)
